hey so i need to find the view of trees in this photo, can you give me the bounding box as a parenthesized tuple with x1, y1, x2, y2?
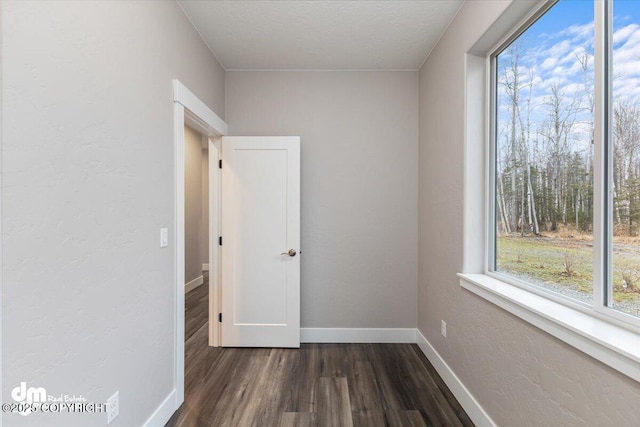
(494, 1, 640, 317)
(496, 43, 595, 237)
(497, 43, 640, 239)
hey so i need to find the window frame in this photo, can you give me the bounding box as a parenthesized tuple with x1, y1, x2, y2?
(459, 0, 640, 387)
(485, 0, 640, 332)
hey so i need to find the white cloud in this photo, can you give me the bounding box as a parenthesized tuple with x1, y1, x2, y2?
(541, 57, 558, 70)
(548, 39, 573, 60)
(613, 23, 640, 45)
(559, 22, 594, 41)
(612, 23, 640, 104)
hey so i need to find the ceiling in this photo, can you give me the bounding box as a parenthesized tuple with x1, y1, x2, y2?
(178, 1, 463, 70)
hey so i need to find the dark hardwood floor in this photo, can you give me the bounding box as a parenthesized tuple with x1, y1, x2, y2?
(185, 271, 209, 341)
(170, 276, 473, 427)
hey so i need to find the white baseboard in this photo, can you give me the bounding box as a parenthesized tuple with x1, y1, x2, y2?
(415, 330, 496, 427)
(185, 275, 204, 293)
(301, 328, 416, 343)
(202, 263, 209, 271)
(142, 389, 177, 427)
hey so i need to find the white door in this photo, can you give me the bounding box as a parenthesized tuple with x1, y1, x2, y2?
(221, 136, 300, 347)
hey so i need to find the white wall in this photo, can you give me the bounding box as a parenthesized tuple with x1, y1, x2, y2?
(184, 125, 205, 285)
(1, 1, 225, 426)
(418, 2, 640, 426)
(226, 71, 419, 328)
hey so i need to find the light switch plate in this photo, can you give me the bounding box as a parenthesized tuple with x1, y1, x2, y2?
(160, 228, 169, 248)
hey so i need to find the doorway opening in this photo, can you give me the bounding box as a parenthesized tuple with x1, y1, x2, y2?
(173, 80, 226, 407)
(184, 126, 210, 342)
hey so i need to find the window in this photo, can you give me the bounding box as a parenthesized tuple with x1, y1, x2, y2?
(491, 0, 640, 325)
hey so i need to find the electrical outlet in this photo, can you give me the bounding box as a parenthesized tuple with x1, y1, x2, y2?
(106, 391, 119, 424)
(441, 320, 447, 338)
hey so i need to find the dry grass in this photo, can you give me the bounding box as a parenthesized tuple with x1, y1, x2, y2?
(496, 235, 640, 313)
(562, 253, 577, 277)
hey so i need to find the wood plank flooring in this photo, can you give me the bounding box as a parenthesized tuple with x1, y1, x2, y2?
(185, 271, 208, 341)
(169, 280, 473, 427)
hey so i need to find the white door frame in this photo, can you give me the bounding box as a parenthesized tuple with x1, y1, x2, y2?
(208, 137, 222, 349)
(173, 80, 227, 405)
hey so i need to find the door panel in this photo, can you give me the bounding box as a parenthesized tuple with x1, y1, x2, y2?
(234, 149, 288, 325)
(221, 136, 300, 347)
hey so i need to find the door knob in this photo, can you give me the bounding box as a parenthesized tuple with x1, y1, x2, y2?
(281, 249, 297, 257)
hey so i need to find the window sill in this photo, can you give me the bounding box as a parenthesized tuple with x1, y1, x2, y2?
(458, 273, 640, 383)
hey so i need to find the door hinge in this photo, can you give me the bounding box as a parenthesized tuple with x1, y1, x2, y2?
(219, 236, 223, 246)
(219, 159, 222, 169)
(218, 313, 222, 322)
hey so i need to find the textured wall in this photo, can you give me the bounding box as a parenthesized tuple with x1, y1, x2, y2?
(1, 1, 224, 426)
(418, 1, 640, 426)
(226, 71, 419, 328)
(185, 125, 204, 284)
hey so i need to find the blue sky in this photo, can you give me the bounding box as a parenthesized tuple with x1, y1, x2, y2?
(526, 1, 593, 41)
(518, 0, 639, 42)
(495, 0, 640, 157)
